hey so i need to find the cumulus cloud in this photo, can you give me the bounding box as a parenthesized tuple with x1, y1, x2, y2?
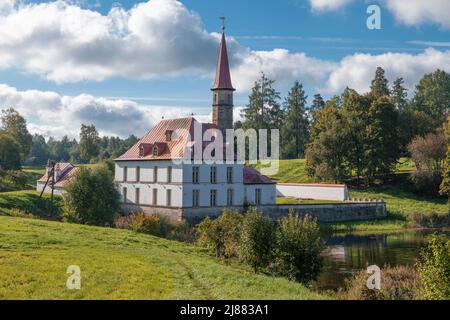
(0, 0, 340, 92)
(384, 0, 450, 29)
(309, 0, 354, 12)
(324, 48, 450, 94)
(0, 83, 211, 139)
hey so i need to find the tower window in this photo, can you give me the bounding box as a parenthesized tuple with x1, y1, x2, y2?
(166, 189, 172, 207)
(135, 188, 140, 205)
(255, 189, 262, 205)
(123, 167, 128, 182)
(153, 167, 158, 182)
(136, 166, 140, 182)
(123, 187, 127, 204)
(153, 188, 158, 206)
(227, 167, 233, 184)
(167, 166, 172, 183)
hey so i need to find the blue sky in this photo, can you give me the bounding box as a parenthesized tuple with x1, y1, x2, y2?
(0, 0, 449, 138)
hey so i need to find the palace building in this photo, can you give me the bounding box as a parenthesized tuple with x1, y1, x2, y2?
(114, 25, 277, 222)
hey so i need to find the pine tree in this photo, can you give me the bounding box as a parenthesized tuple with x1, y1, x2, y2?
(281, 81, 309, 159)
(309, 93, 325, 125)
(392, 77, 408, 111)
(370, 67, 390, 98)
(241, 73, 283, 130)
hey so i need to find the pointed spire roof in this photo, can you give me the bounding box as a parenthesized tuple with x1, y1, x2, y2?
(212, 31, 235, 91)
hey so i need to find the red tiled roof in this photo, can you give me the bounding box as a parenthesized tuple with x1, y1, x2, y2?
(116, 117, 219, 161)
(212, 33, 234, 91)
(278, 183, 346, 188)
(38, 163, 79, 187)
(243, 166, 275, 185)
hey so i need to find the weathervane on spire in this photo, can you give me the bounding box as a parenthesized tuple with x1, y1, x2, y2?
(220, 16, 225, 33)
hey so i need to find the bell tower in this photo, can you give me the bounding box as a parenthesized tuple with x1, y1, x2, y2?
(212, 17, 235, 135)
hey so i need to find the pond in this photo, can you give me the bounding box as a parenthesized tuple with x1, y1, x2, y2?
(315, 229, 450, 291)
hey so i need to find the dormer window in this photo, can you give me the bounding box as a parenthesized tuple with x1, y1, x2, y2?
(165, 130, 173, 142)
(139, 143, 152, 157)
(152, 146, 158, 156)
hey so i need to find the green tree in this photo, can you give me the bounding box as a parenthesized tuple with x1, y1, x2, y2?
(79, 124, 100, 163)
(370, 67, 390, 98)
(241, 73, 283, 130)
(239, 208, 275, 273)
(62, 165, 120, 226)
(306, 101, 349, 183)
(364, 96, 400, 180)
(309, 93, 325, 125)
(0, 108, 32, 161)
(341, 88, 370, 185)
(412, 69, 450, 123)
(391, 77, 408, 111)
(27, 134, 49, 166)
(416, 235, 450, 300)
(281, 81, 309, 159)
(274, 212, 324, 284)
(195, 210, 244, 258)
(0, 133, 21, 171)
(398, 110, 435, 155)
(439, 116, 450, 199)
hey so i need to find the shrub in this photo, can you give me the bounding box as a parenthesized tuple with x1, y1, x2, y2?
(62, 165, 120, 226)
(339, 265, 422, 300)
(272, 211, 324, 284)
(115, 212, 195, 242)
(416, 235, 450, 300)
(9, 208, 37, 219)
(409, 170, 443, 195)
(410, 211, 450, 228)
(239, 208, 275, 272)
(195, 209, 243, 258)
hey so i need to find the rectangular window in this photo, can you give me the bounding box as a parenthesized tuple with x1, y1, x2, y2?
(192, 166, 200, 184)
(210, 167, 217, 184)
(167, 166, 172, 183)
(166, 189, 172, 207)
(193, 190, 200, 208)
(135, 188, 140, 205)
(123, 166, 128, 182)
(210, 189, 217, 207)
(227, 167, 233, 184)
(255, 189, 262, 205)
(153, 167, 158, 183)
(123, 187, 127, 203)
(227, 188, 233, 207)
(153, 188, 158, 206)
(136, 166, 140, 182)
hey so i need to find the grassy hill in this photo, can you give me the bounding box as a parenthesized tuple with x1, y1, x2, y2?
(0, 216, 327, 300)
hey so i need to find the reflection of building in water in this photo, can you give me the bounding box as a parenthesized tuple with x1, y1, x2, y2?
(323, 245, 346, 263)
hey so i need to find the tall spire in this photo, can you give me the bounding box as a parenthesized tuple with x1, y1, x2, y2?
(212, 17, 234, 91)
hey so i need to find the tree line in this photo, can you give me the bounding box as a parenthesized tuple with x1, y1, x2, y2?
(239, 68, 450, 194)
(0, 108, 139, 169)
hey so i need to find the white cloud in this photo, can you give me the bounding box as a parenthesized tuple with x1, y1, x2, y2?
(324, 48, 450, 94)
(309, 0, 354, 12)
(0, 0, 15, 15)
(0, 83, 211, 139)
(384, 0, 450, 29)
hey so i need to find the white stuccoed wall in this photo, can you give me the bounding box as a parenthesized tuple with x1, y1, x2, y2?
(276, 183, 349, 201)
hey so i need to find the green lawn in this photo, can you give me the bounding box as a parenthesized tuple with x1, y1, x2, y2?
(0, 216, 327, 300)
(0, 190, 62, 216)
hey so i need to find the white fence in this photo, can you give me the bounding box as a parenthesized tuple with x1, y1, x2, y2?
(276, 183, 349, 201)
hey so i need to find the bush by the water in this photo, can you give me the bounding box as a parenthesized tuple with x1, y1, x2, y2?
(195, 209, 243, 258)
(410, 211, 450, 228)
(338, 265, 422, 300)
(239, 208, 276, 273)
(272, 211, 324, 284)
(416, 235, 450, 300)
(62, 165, 120, 226)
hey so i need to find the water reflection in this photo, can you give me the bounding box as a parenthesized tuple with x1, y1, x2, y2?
(316, 230, 450, 291)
